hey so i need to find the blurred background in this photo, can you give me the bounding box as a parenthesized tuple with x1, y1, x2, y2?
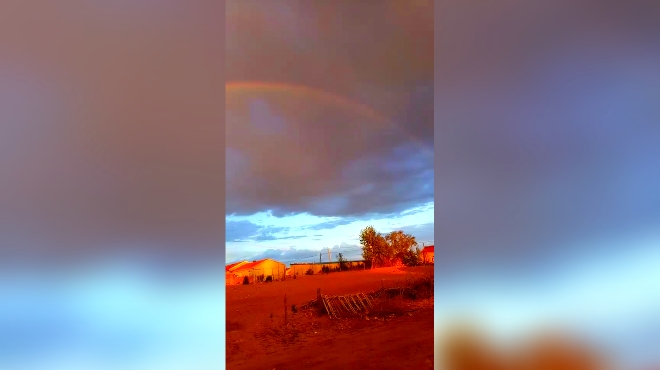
(435, 0, 660, 369)
(0, 1, 225, 369)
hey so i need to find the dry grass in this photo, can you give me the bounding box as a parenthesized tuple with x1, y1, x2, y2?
(298, 275, 435, 319)
(364, 275, 434, 318)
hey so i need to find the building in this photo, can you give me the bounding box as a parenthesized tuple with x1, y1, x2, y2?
(422, 245, 434, 264)
(290, 260, 365, 276)
(226, 260, 249, 272)
(231, 258, 287, 283)
(226, 271, 241, 285)
(226, 260, 249, 285)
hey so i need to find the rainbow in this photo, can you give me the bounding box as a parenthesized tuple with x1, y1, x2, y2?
(226, 81, 387, 123)
(226, 80, 433, 157)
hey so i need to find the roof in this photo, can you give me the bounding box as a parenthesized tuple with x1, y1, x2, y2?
(232, 258, 284, 272)
(226, 260, 248, 272)
(422, 245, 434, 253)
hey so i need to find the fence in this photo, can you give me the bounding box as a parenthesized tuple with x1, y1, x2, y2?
(290, 261, 366, 276)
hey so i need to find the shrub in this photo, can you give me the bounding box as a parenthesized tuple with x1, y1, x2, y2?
(243, 276, 249, 285)
(306, 268, 314, 275)
(265, 275, 273, 283)
(321, 266, 330, 274)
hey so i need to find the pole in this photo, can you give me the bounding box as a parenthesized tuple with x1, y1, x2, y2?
(320, 253, 322, 263)
(327, 248, 331, 263)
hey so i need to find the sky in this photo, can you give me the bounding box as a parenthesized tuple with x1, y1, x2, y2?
(225, 1, 435, 264)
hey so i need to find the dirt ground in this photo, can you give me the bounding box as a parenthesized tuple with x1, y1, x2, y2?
(226, 266, 434, 370)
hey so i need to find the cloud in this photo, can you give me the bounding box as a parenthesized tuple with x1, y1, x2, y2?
(253, 234, 307, 242)
(230, 245, 364, 265)
(226, 124, 433, 218)
(226, 220, 311, 243)
(303, 219, 357, 231)
(394, 223, 435, 245)
(226, 221, 261, 242)
(226, 1, 433, 218)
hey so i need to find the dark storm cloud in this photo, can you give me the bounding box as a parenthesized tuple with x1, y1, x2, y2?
(226, 127, 434, 217)
(435, 0, 660, 267)
(226, 0, 433, 218)
(0, 1, 224, 264)
(227, 1, 432, 96)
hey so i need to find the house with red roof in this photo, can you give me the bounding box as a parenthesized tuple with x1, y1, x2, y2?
(422, 245, 434, 264)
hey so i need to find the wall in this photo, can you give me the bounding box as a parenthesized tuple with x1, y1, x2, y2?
(226, 272, 241, 285)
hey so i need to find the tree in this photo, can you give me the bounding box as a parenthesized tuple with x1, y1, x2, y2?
(337, 252, 347, 271)
(359, 225, 388, 269)
(385, 230, 419, 266)
(401, 246, 422, 267)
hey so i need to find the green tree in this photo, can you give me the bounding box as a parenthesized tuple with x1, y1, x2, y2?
(359, 226, 388, 269)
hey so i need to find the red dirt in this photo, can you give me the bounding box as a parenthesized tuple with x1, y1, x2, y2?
(226, 266, 434, 370)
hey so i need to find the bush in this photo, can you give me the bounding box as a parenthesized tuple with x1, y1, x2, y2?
(243, 276, 249, 285)
(321, 266, 330, 274)
(306, 268, 314, 275)
(265, 275, 273, 282)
